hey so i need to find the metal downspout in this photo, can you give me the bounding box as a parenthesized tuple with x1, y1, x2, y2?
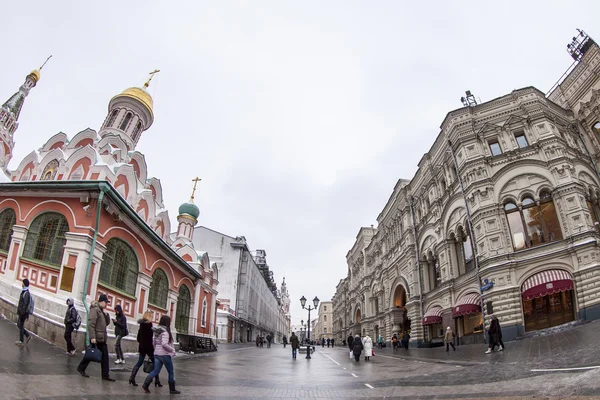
(447, 140, 486, 344)
(82, 188, 106, 345)
(409, 196, 424, 342)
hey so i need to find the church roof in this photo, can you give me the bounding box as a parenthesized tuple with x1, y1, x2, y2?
(2, 92, 25, 120)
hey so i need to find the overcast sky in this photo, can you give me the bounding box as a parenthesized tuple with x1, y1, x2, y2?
(1, 2, 598, 326)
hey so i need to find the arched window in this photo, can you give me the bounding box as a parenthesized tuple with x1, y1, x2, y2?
(131, 122, 142, 142)
(106, 109, 119, 127)
(175, 285, 191, 333)
(593, 121, 600, 136)
(23, 212, 69, 266)
(504, 193, 563, 251)
(119, 112, 133, 131)
(455, 225, 474, 274)
(149, 269, 169, 309)
(98, 238, 138, 295)
(201, 298, 208, 327)
(0, 208, 16, 252)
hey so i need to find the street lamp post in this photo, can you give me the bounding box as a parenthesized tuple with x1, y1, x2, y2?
(300, 295, 320, 359)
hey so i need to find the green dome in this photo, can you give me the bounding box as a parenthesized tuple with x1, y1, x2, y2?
(178, 202, 199, 219)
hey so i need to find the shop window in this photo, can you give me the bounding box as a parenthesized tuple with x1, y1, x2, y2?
(489, 140, 502, 156)
(149, 268, 169, 309)
(23, 212, 69, 267)
(515, 132, 528, 148)
(0, 208, 16, 252)
(98, 238, 138, 295)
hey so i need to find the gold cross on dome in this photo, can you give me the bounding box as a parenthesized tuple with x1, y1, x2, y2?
(190, 177, 201, 201)
(144, 69, 161, 88)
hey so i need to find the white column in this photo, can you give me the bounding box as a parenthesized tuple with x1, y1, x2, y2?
(192, 282, 202, 334)
(1, 225, 28, 284)
(168, 288, 178, 330)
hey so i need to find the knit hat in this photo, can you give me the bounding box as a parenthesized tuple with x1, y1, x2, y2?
(22, 278, 29, 287)
(98, 293, 110, 303)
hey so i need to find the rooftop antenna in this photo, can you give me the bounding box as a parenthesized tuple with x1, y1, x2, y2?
(567, 29, 595, 61)
(461, 90, 478, 107)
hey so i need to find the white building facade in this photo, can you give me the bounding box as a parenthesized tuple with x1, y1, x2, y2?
(192, 226, 290, 343)
(333, 32, 600, 347)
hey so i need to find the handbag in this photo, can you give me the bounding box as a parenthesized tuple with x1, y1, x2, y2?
(372, 349, 375, 356)
(143, 356, 154, 373)
(349, 350, 353, 359)
(84, 344, 102, 363)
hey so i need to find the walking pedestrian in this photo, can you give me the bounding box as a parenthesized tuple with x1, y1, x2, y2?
(321, 338, 325, 347)
(362, 334, 373, 361)
(64, 298, 78, 355)
(283, 335, 288, 348)
(352, 334, 363, 362)
(402, 331, 410, 350)
(112, 304, 128, 364)
(15, 278, 32, 346)
(331, 338, 335, 347)
(327, 338, 331, 348)
(392, 334, 398, 352)
(142, 315, 180, 394)
(77, 293, 115, 381)
(377, 335, 383, 349)
(486, 315, 503, 353)
(266, 334, 272, 348)
(290, 332, 299, 359)
(347, 335, 354, 350)
(129, 311, 162, 387)
(444, 327, 456, 352)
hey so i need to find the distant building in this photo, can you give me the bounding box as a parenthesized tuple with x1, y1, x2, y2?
(313, 301, 332, 340)
(192, 226, 290, 343)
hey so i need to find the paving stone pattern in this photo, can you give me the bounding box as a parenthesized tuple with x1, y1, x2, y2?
(2, 316, 600, 399)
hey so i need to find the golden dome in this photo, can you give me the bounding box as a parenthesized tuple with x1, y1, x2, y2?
(114, 87, 153, 117)
(28, 69, 41, 83)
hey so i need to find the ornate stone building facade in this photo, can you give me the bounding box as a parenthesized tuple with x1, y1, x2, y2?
(333, 32, 600, 346)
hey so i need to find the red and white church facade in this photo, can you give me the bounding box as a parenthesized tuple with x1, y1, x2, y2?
(0, 66, 218, 351)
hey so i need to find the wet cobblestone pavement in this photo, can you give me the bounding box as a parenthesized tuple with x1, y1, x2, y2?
(2, 317, 600, 399)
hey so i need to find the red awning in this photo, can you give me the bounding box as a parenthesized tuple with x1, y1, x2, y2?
(452, 293, 481, 318)
(422, 306, 443, 325)
(522, 269, 573, 300)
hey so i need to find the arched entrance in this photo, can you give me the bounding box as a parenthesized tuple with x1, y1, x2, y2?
(521, 269, 575, 332)
(391, 285, 411, 334)
(355, 308, 361, 324)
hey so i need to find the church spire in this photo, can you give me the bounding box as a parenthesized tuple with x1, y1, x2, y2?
(0, 58, 49, 170)
(176, 177, 201, 243)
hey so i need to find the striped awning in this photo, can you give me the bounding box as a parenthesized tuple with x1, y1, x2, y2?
(522, 269, 573, 300)
(452, 293, 481, 318)
(422, 306, 443, 325)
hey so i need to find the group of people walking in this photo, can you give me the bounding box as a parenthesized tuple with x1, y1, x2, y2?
(319, 338, 334, 347)
(255, 334, 273, 347)
(347, 334, 373, 362)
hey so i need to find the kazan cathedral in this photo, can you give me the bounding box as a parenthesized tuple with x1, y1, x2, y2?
(0, 66, 218, 352)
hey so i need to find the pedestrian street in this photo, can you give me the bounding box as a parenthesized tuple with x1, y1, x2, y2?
(3, 316, 600, 399)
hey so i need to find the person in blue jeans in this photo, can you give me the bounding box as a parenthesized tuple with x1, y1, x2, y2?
(142, 315, 179, 394)
(290, 332, 299, 359)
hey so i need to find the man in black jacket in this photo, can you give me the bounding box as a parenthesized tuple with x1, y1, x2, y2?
(16, 279, 31, 346)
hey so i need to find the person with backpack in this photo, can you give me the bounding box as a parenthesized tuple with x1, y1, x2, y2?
(142, 315, 180, 394)
(15, 278, 32, 346)
(112, 304, 128, 364)
(64, 298, 80, 355)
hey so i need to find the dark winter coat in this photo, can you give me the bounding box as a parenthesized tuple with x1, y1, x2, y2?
(113, 305, 128, 337)
(488, 319, 500, 344)
(88, 301, 110, 343)
(352, 337, 364, 355)
(17, 288, 31, 318)
(290, 334, 299, 349)
(347, 335, 354, 350)
(64, 297, 77, 326)
(137, 319, 154, 354)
